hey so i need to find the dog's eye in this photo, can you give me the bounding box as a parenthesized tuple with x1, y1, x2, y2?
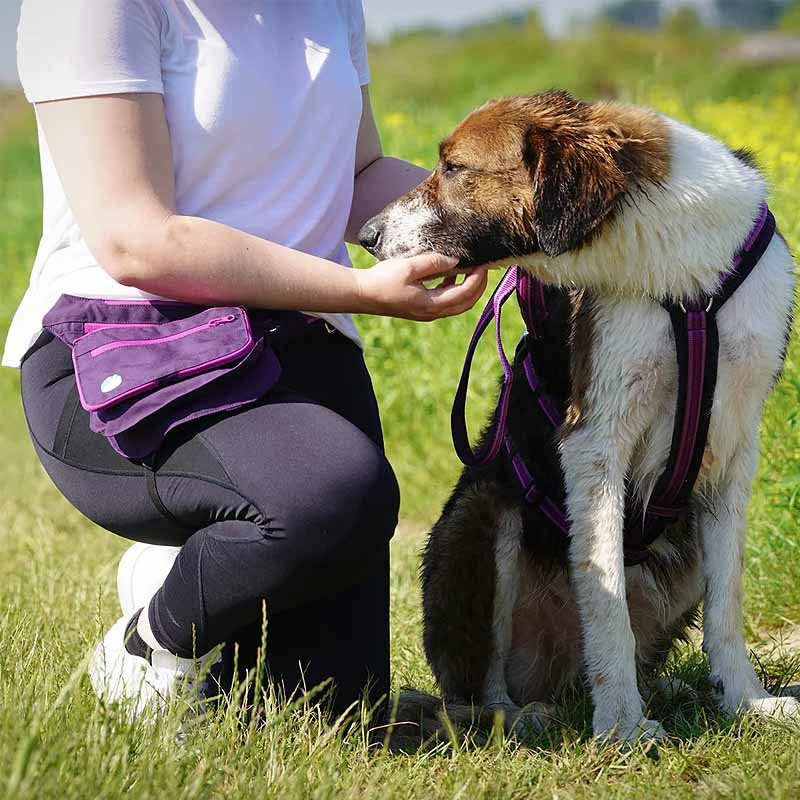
(442, 162, 462, 177)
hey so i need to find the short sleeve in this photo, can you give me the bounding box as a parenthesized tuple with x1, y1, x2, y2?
(17, 0, 164, 103)
(347, 1, 370, 85)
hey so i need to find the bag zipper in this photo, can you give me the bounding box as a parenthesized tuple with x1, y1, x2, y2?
(84, 321, 163, 334)
(89, 315, 237, 358)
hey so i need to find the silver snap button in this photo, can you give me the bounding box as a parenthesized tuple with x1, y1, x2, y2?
(100, 374, 123, 393)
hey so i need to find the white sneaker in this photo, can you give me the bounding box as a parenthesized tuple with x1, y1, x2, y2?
(88, 611, 221, 718)
(117, 542, 181, 618)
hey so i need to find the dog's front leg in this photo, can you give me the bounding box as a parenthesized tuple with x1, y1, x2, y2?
(702, 431, 800, 719)
(561, 426, 664, 744)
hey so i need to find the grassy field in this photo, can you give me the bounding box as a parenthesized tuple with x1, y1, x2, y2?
(2, 22, 800, 799)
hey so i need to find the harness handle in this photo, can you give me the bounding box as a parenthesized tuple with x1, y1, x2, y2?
(451, 266, 520, 466)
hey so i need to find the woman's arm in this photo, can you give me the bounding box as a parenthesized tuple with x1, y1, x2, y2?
(346, 87, 430, 243)
(34, 93, 486, 322)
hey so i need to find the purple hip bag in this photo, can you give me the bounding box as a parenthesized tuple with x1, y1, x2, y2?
(42, 295, 321, 461)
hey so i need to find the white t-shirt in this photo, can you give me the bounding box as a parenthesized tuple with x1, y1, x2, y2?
(3, 0, 370, 367)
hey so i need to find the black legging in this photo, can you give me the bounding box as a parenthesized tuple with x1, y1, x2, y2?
(20, 328, 399, 713)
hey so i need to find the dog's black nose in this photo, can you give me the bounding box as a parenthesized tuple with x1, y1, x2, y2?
(358, 219, 382, 253)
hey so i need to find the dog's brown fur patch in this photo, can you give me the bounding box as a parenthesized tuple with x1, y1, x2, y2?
(590, 100, 671, 185)
(362, 91, 672, 271)
(432, 91, 671, 259)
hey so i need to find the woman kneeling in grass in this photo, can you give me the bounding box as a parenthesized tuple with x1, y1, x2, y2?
(3, 0, 487, 717)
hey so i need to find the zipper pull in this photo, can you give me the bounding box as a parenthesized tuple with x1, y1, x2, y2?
(208, 314, 236, 327)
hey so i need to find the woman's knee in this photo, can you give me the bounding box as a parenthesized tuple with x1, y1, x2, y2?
(167, 454, 398, 629)
(359, 453, 401, 537)
(280, 446, 400, 559)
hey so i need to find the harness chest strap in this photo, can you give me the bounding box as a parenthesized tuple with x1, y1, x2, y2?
(451, 204, 776, 564)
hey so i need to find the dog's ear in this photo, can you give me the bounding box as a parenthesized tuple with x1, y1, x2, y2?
(524, 126, 627, 258)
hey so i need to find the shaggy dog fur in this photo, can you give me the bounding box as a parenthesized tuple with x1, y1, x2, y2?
(359, 91, 797, 746)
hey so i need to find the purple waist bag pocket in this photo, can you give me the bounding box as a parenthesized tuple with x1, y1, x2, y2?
(43, 296, 282, 461)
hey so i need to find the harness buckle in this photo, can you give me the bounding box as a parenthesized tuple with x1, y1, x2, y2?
(678, 296, 714, 314)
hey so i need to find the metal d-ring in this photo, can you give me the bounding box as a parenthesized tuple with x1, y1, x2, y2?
(678, 296, 714, 314)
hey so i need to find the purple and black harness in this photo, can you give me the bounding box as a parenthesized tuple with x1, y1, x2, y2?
(451, 203, 776, 565)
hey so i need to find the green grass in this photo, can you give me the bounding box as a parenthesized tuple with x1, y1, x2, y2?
(2, 24, 800, 799)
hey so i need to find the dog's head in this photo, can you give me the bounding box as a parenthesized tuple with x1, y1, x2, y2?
(359, 90, 669, 266)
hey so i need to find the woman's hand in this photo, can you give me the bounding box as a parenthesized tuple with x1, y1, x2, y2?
(354, 253, 489, 321)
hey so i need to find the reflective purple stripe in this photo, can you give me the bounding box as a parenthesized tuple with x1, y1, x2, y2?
(517, 271, 533, 335)
(660, 310, 707, 503)
(522, 354, 563, 428)
(481, 269, 519, 463)
(508, 446, 530, 487)
(517, 272, 549, 335)
(483, 391, 512, 463)
(539, 496, 569, 533)
(518, 272, 563, 427)
(508, 444, 570, 533)
(493, 270, 517, 383)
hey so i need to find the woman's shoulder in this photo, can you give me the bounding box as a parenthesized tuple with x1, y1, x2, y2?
(18, 0, 165, 104)
(19, 0, 165, 33)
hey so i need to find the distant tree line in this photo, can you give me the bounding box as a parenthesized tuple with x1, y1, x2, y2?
(603, 0, 799, 30)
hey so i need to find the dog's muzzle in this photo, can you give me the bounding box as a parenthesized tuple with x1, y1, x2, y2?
(357, 214, 386, 257)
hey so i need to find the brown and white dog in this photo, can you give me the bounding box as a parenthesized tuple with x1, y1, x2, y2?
(359, 91, 797, 745)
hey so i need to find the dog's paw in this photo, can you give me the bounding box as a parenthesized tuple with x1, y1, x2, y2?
(646, 676, 697, 704)
(486, 701, 555, 736)
(508, 702, 556, 736)
(595, 716, 668, 749)
(742, 695, 800, 720)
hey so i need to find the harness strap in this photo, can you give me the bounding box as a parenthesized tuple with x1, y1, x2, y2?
(716, 204, 774, 305)
(451, 267, 520, 466)
(623, 205, 774, 559)
(517, 270, 549, 335)
(451, 204, 775, 563)
(655, 307, 718, 506)
(517, 272, 564, 428)
(621, 305, 720, 562)
(505, 434, 570, 533)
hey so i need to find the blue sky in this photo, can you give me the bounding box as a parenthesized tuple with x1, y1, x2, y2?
(0, 0, 712, 87)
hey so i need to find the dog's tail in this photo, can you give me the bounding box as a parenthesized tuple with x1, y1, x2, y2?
(375, 690, 502, 752)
